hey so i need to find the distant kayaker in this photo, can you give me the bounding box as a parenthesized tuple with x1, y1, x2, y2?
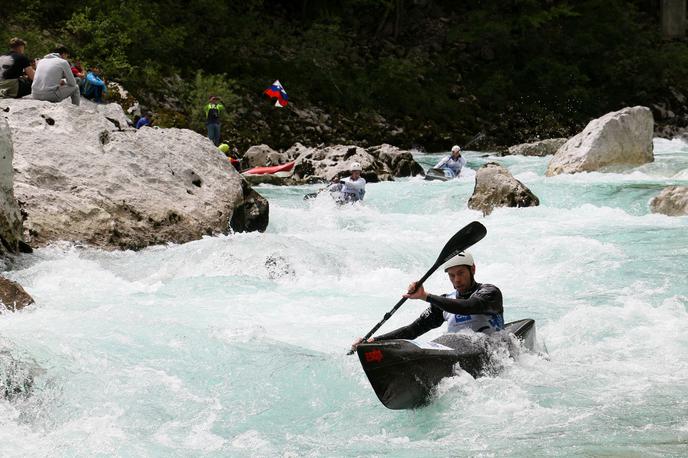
(351, 251, 504, 350)
(433, 145, 466, 178)
(328, 162, 366, 203)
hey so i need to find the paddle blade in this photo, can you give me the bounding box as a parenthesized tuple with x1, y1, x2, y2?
(436, 221, 487, 265)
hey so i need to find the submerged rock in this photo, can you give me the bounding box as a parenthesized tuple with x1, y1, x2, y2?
(650, 186, 688, 216)
(0, 118, 24, 255)
(0, 276, 34, 311)
(507, 138, 567, 157)
(264, 254, 295, 279)
(1, 98, 268, 250)
(468, 162, 539, 215)
(546, 106, 654, 176)
(0, 349, 39, 400)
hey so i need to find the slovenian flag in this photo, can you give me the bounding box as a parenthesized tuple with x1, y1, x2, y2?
(263, 80, 289, 107)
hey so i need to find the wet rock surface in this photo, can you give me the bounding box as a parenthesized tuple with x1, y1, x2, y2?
(468, 162, 539, 215)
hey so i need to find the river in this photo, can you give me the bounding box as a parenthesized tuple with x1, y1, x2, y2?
(1, 139, 687, 456)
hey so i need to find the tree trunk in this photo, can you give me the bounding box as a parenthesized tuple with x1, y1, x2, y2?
(661, 0, 686, 38)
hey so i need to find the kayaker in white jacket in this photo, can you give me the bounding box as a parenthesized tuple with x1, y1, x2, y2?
(328, 162, 366, 203)
(433, 145, 466, 178)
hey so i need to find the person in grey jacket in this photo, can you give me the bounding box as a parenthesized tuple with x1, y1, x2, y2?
(31, 45, 79, 105)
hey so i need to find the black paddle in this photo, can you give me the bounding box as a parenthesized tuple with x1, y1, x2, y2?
(347, 221, 487, 355)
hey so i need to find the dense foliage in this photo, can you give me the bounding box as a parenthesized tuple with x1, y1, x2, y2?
(2, 1, 687, 150)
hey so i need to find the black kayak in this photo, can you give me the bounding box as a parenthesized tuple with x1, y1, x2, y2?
(424, 168, 452, 181)
(356, 319, 536, 409)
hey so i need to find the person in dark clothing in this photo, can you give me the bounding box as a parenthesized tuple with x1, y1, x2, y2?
(0, 37, 35, 98)
(351, 251, 504, 351)
(204, 95, 225, 146)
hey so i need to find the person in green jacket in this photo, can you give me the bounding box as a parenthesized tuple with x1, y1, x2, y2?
(204, 95, 225, 146)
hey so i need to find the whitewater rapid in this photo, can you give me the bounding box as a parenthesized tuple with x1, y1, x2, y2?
(1, 139, 687, 456)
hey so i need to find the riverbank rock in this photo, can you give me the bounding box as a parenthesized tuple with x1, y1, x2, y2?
(286, 143, 423, 183)
(649, 186, 688, 216)
(366, 144, 425, 176)
(80, 98, 132, 130)
(0, 118, 24, 255)
(468, 162, 539, 215)
(230, 180, 270, 232)
(507, 138, 567, 157)
(1, 98, 268, 250)
(0, 276, 34, 312)
(290, 144, 387, 182)
(546, 106, 654, 176)
(242, 144, 293, 169)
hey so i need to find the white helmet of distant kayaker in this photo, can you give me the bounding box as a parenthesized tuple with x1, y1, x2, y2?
(442, 251, 474, 271)
(350, 162, 363, 171)
(451, 145, 461, 153)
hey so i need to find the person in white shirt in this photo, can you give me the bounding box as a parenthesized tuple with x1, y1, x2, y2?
(328, 162, 366, 203)
(433, 145, 466, 178)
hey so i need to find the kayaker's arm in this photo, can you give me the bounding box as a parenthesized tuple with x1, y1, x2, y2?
(426, 284, 503, 315)
(434, 156, 449, 169)
(373, 305, 445, 341)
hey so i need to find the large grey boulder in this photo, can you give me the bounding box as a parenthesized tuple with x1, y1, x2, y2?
(0, 276, 34, 312)
(80, 98, 132, 129)
(468, 162, 539, 215)
(1, 98, 268, 250)
(507, 138, 567, 157)
(0, 118, 24, 255)
(546, 106, 654, 176)
(650, 186, 688, 216)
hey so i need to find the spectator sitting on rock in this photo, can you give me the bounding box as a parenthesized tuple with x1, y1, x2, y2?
(0, 37, 35, 99)
(70, 60, 85, 87)
(31, 45, 80, 106)
(82, 66, 107, 103)
(135, 111, 153, 129)
(219, 143, 241, 170)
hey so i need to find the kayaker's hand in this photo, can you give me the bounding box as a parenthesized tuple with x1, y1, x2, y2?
(351, 337, 374, 352)
(404, 282, 427, 301)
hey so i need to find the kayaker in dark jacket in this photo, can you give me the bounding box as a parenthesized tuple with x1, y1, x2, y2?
(351, 251, 503, 350)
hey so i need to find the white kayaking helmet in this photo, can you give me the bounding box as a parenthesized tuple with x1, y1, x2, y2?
(442, 251, 474, 271)
(451, 145, 461, 153)
(350, 162, 362, 171)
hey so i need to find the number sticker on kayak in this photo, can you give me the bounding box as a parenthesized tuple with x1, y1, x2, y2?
(406, 340, 453, 351)
(364, 349, 383, 363)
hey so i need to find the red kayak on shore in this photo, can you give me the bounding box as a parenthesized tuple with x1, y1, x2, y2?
(242, 161, 295, 176)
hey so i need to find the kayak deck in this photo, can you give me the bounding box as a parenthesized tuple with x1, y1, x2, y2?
(356, 319, 536, 409)
(242, 161, 295, 176)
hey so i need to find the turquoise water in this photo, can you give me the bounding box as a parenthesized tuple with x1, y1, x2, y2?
(1, 139, 687, 457)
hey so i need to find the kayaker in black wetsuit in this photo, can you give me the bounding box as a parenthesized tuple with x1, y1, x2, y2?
(351, 251, 504, 351)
